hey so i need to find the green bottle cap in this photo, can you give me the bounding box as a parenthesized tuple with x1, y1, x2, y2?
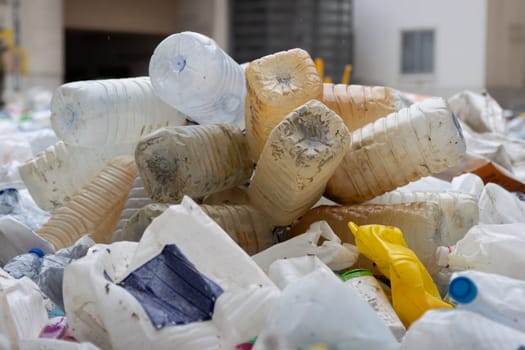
(339, 268, 373, 282)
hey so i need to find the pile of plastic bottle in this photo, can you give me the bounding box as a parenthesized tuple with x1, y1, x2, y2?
(1, 31, 525, 350)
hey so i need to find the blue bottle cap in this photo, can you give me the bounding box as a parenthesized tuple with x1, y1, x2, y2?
(449, 276, 477, 304)
(28, 248, 45, 258)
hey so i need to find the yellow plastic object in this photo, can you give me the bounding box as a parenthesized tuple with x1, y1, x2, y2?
(341, 64, 352, 84)
(348, 222, 452, 327)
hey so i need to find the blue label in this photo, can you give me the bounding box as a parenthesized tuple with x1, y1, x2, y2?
(120, 244, 223, 329)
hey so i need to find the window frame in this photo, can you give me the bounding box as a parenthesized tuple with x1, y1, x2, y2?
(400, 29, 436, 77)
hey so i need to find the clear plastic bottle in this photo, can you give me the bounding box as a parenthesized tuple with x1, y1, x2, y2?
(248, 100, 350, 226)
(51, 77, 186, 147)
(325, 98, 466, 204)
(135, 124, 252, 203)
(322, 84, 403, 131)
(245, 48, 323, 162)
(149, 31, 246, 125)
(3, 248, 44, 280)
(19, 141, 134, 211)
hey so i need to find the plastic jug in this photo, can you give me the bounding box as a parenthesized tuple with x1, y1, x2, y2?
(51, 77, 186, 147)
(135, 124, 252, 203)
(325, 98, 466, 204)
(247, 100, 350, 226)
(348, 222, 452, 327)
(321, 83, 402, 131)
(245, 48, 322, 161)
(149, 31, 246, 125)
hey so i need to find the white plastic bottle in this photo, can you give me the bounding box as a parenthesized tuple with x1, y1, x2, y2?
(325, 98, 466, 204)
(149, 31, 246, 125)
(51, 77, 186, 147)
(449, 270, 525, 333)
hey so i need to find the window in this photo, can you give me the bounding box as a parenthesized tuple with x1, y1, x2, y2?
(401, 30, 434, 74)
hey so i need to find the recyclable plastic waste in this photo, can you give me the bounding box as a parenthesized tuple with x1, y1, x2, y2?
(448, 90, 505, 134)
(0, 188, 50, 232)
(0, 134, 33, 189)
(450, 172, 485, 198)
(247, 100, 350, 226)
(478, 183, 525, 223)
(349, 222, 451, 327)
(63, 196, 280, 350)
(51, 77, 186, 147)
(149, 31, 246, 125)
(436, 223, 525, 280)
(325, 98, 466, 204)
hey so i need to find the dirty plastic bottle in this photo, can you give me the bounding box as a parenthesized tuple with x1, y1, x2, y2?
(448, 270, 525, 333)
(3, 247, 44, 280)
(18, 141, 134, 211)
(36, 156, 137, 250)
(340, 269, 406, 341)
(322, 84, 403, 131)
(348, 222, 452, 327)
(135, 124, 252, 203)
(248, 100, 350, 226)
(51, 77, 186, 147)
(149, 31, 246, 125)
(367, 190, 479, 246)
(436, 223, 525, 280)
(245, 48, 322, 162)
(325, 98, 466, 204)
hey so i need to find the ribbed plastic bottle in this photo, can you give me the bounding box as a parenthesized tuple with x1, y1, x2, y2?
(289, 202, 443, 276)
(325, 98, 466, 204)
(50, 77, 186, 147)
(19, 141, 134, 211)
(149, 31, 246, 125)
(245, 48, 323, 162)
(448, 270, 525, 333)
(248, 100, 350, 226)
(367, 190, 479, 246)
(135, 124, 252, 203)
(36, 156, 137, 250)
(322, 83, 403, 131)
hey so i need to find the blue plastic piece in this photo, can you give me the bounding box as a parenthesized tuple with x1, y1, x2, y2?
(29, 248, 45, 258)
(0, 188, 19, 215)
(449, 276, 478, 304)
(120, 244, 224, 329)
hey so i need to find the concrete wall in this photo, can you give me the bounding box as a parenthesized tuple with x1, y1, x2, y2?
(353, 0, 487, 98)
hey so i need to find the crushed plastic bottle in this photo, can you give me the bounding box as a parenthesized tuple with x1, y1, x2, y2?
(149, 31, 246, 125)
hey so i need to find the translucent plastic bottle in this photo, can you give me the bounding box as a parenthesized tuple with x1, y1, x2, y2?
(245, 48, 322, 161)
(149, 31, 246, 125)
(248, 100, 350, 226)
(448, 270, 525, 333)
(3, 248, 44, 280)
(325, 98, 466, 204)
(322, 84, 403, 131)
(135, 124, 252, 203)
(51, 77, 186, 147)
(36, 156, 137, 250)
(19, 141, 134, 211)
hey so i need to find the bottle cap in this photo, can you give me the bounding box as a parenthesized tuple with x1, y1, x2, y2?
(28, 247, 45, 258)
(436, 246, 451, 267)
(339, 268, 372, 282)
(448, 276, 477, 304)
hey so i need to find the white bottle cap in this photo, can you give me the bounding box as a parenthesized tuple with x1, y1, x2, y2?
(436, 246, 451, 267)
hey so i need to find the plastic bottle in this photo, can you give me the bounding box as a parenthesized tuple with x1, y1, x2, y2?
(367, 190, 479, 246)
(37, 156, 137, 250)
(50, 77, 186, 147)
(478, 182, 525, 224)
(135, 124, 252, 203)
(448, 270, 525, 333)
(149, 31, 246, 125)
(19, 141, 134, 211)
(3, 248, 44, 280)
(245, 48, 322, 161)
(248, 100, 350, 226)
(325, 98, 466, 204)
(321, 83, 403, 131)
(340, 269, 406, 341)
(436, 223, 525, 280)
(348, 222, 452, 327)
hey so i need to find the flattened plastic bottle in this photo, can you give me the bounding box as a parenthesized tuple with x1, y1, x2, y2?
(36, 156, 137, 250)
(149, 31, 246, 125)
(248, 100, 350, 226)
(325, 98, 466, 204)
(51, 77, 186, 147)
(245, 48, 323, 161)
(19, 141, 134, 211)
(135, 124, 252, 203)
(321, 83, 403, 131)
